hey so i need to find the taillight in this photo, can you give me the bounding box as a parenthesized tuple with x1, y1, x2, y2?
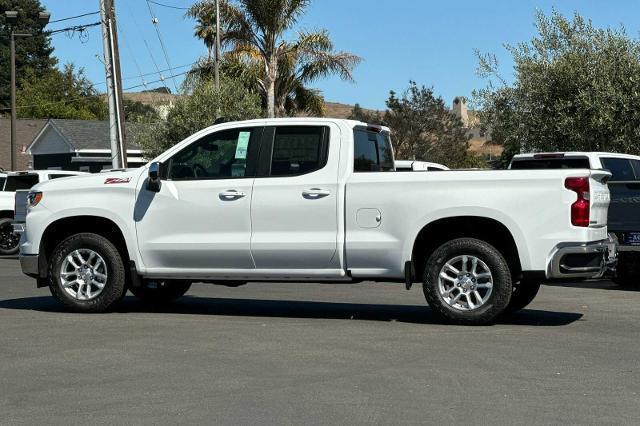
(565, 177, 590, 227)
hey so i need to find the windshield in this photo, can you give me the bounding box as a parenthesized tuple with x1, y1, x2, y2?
(4, 174, 39, 191)
(0, 176, 5, 190)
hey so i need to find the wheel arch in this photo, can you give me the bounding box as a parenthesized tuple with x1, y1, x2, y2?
(39, 215, 132, 276)
(410, 216, 523, 281)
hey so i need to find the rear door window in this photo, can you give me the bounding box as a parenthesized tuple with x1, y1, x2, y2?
(600, 158, 638, 182)
(4, 175, 39, 191)
(353, 129, 394, 172)
(269, 126, 328, 176)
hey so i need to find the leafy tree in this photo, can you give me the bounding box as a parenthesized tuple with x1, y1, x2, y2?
(16, 63, 107, 120)
(123, 99, 161, 124)
(0, 0, 56, 111)
(348, 103, 383, 124)
(185, 2, 218, 62)
(187, 0, 361, 118)
(475, 10, 640, 167)
(348, 83, 482, 168)
(135, 76, 262, 158)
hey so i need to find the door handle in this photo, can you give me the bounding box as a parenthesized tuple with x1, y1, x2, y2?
(302, 188, 331, 198)
(219, 190, 247, 200)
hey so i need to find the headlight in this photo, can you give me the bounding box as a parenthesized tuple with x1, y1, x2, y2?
(27, 191, 43, 208)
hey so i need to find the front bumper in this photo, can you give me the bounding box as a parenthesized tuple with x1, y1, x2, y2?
(547, 235, 617, 279)
(20, 254, 40, 278)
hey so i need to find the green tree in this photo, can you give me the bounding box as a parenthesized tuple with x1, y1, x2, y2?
(475, 10, 640, 167)
(348, 83, 482, 169)
(187, 0, 361, 118)
(348, 103, 383, 124)
(385, 82, 482, 168)
(0, 0, 56, 111)
(135, 76, 262, 158)
(16, 63, 107, 120)
(123, 99, 161, 124)
(186, 1, 218, 62)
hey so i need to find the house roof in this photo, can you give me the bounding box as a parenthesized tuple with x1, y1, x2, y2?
(41, 119, 146, 151)
(0, 118, 47, 171)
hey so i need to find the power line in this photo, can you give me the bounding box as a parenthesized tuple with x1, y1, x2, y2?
(0, 69, 193, 111)
(125, 2, 172, 93)
(49, 11, 100, 24)
(145, 0, 179, 92)
(124, 69, 189, 90)
(147, 0, 189, 10)
(116, 18, 148, 89)
(0, 71, 189, 112)
(46, 22, 101, 36)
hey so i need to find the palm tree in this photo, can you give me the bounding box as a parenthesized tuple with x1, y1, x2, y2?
(187, 0, 361, 118)
(186, 1, 218, 62)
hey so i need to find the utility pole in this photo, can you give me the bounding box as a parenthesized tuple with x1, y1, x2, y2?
(10, 31, 16, 171)
(215, 0, 221, 90)
(5, 10, 50, 171)
(100, 0, 127, 169)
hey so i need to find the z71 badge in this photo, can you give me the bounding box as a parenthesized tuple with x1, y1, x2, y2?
(104, 177, 131, 185)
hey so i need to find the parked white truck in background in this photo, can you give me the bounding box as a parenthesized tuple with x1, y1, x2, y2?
(15, 119, 615, 324)
(0, 170, 86, 255)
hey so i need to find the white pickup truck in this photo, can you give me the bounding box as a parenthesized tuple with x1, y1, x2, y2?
(16, 118, 615, 324)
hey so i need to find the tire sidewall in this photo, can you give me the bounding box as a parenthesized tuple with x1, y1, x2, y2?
(49, 233, 126, 313)
(423, 238, 512, 325)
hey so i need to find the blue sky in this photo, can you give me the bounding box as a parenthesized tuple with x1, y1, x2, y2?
(41, 0, 640, 110)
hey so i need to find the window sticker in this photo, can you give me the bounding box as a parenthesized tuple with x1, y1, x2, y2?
(235, 132, 251, 159)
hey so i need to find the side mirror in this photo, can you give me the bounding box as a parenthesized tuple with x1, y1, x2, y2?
(147, 162, 162, 192)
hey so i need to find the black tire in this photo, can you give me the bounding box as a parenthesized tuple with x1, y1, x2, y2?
(612, 255, 640, 288)
(49, 233, 127, 313)
(506, 280, 541, 313)
(0, 217, 20, 256)
(423, 238, 512, 325)
(129, 280, 192, 304)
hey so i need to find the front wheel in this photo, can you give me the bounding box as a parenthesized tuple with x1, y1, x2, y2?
(48, 233, 127, 312)
(129, 280, 192, 304)
(0, 218, 20, 256)
(423, 238, 512, 325)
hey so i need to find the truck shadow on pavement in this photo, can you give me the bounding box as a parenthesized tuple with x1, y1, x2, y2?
(0, 295, 583, 326)
(546, 280, 640, 292)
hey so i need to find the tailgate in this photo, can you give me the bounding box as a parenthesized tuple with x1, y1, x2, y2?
(13, 190, 29, 223)
(588, 170, 611, 227)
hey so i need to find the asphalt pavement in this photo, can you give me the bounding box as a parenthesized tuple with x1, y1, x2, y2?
(0, 257, 639, 424)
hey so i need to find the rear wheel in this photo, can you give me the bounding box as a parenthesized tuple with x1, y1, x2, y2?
(506, 280, 541, 313)
(612, 254, 640, 288)
(423, 238, 512, 325)
(0, 218, 20, 256)
(48, 233, 127, 312)
(129, 280, 192, 304)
